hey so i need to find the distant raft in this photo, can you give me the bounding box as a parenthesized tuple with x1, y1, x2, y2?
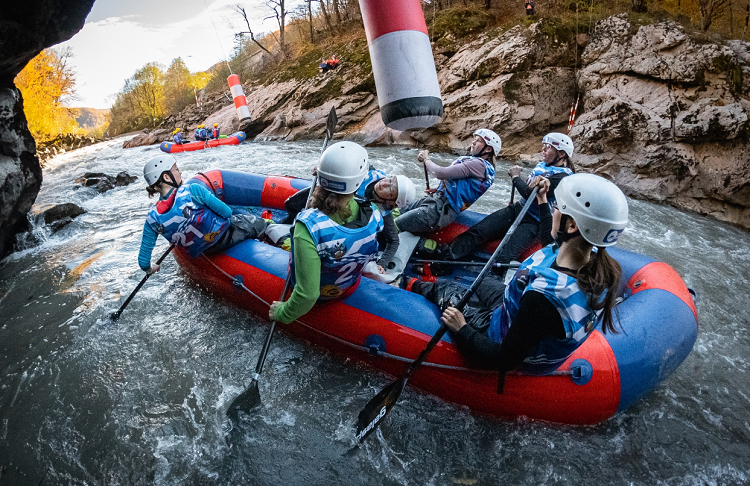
(160, 131, 246, 154)
(360, 0, 443, 131)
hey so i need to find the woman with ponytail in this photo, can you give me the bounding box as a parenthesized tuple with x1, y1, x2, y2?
(407, 173, 629, 385)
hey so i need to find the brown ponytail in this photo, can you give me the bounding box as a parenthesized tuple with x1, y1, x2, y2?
(310, 186, 352, 219)
(146, 184, 159, 198)
(576, 247, 622, 334)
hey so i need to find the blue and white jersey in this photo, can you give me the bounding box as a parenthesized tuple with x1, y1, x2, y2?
(145, 185, 229, 257)
(518, 162, 573, 220)
(355, 168, 392, 216)
(488, 245, 597, 375)
(437, 156, 495, 212)
(292, 203, 384, 301)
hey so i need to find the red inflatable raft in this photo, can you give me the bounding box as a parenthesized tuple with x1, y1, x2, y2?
(174, 170, 698, 425)
(160, 131, 246, 154)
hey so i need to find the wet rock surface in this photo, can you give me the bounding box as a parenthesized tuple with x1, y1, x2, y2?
(75, 171, 138, 193)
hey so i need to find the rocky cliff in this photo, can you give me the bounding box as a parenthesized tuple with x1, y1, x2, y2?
(145, 16, 749, 230)
(0, 0, 97, 259)
(572, 14, 750, 229)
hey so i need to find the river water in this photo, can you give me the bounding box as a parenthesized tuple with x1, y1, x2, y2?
(0, 137, 748, 485)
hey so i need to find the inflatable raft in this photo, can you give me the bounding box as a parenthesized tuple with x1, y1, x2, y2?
(175, 170, 698, 425)
(160, 131, 246, 154)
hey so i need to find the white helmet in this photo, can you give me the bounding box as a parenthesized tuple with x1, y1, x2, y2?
(542, 132, 574, 158)
(473, 128, 502, 155)
(143, 154, 177, 186)
(555, 173, 629, 247)
(394, 175, 416, 208)
(317, 141, 368, 194)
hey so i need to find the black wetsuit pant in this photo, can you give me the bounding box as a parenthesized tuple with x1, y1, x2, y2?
(445, 202, 540, 266)
(411, 277, 506, 333)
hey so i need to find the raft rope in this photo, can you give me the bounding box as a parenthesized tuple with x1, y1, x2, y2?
(199, 254, 577, 378)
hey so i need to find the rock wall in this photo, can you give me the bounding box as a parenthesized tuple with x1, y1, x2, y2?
(0, 0, 97, 259)
(572, 14, 750, 229)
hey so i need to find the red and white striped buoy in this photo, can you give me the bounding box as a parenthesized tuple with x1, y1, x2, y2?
(360, 0, 443, 131)
(227, 74, 252, 127)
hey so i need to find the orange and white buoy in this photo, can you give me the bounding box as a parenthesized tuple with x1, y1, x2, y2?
(227, 74, 252, 127)
(360, 0, 443, 131)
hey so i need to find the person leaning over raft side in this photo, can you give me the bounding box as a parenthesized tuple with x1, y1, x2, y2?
(172, 128, 184, 145)
(138, 155, 272, 274)
(269, 142, 385, 324)
(396, 129, 501, 236)
(283, 168, 417, 271)
(406, 173, 628, 388)
(421, 133, 576, 275)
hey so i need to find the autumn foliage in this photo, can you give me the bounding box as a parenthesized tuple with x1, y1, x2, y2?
(107, 58, 211, 136)
(14, 48, 83, 142)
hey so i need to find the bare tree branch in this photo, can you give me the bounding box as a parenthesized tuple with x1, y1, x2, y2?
(234, 5, 272, 54)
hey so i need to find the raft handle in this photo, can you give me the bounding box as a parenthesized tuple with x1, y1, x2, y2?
(364, 335, 386, 356)
(570, 359, 593, 386)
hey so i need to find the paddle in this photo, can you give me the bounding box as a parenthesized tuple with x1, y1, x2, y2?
(355, 187, 539, 442)
(411, 259, 520, 270)
(110, 243, 175, 322)
(226, 106, 338, 417)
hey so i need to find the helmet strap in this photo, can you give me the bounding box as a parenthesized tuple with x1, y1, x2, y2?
(554, 214, 581, 246)
(159, 171, 180, 189)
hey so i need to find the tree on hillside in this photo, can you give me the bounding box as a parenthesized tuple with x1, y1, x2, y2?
(266, 0, 288, 55)
(14, 47, 82, 141)
(163, 58, 195, 115)
(699, 0, 730, 30)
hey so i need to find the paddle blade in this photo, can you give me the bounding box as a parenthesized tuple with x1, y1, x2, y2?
(227, 380, 261, 418)
(356, 377, 406, 442)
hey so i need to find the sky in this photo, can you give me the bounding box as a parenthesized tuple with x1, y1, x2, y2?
(58, 0, 285, 109)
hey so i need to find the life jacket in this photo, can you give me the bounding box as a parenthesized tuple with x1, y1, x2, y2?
(212, 128, 219, 139)
(437, 156, 495, 212)
(173, 133, 183, 144)
(291, 202, 384, 302)
(518, 162, 573, 220)
(145, 185, 230, 258)
(487, 245, 597, 375)
(355, 168, 392, 216)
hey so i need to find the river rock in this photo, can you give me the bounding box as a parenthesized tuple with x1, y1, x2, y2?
(75, 171, 138, 193)
(37, 202, 85, 232)
(572, 14, 750, 229)
(122, 128, 171, 149)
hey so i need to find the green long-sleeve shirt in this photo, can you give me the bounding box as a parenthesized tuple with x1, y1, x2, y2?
(274, 198, 362, 324)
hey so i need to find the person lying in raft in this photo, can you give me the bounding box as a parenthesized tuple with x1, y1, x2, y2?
(138, 155, 274, 274)
(396, 129, 501, 236)
(405, 173, 628, 388)
(283, 166, 417, 272)
(172, 128, 184, 145)
(418, 132, 576, 278)
(269, 142, 385, 324)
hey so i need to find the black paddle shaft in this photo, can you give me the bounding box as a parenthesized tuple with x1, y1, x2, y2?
(111, 243, 175, 321)
(356, 187, 539, 442)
